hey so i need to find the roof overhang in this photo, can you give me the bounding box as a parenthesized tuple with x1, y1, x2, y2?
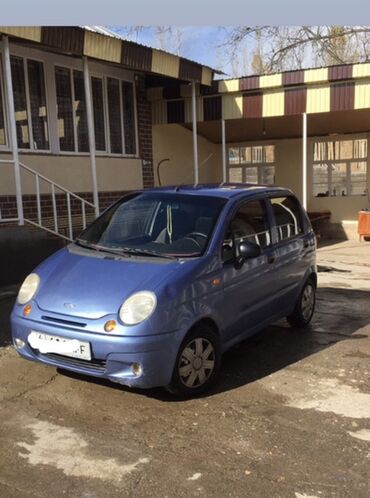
(0, 26, 220, 85)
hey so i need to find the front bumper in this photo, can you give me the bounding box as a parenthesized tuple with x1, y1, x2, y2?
(11, 313, 182, 389)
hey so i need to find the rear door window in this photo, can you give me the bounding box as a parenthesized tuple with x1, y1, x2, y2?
(270, 196, 303, 242)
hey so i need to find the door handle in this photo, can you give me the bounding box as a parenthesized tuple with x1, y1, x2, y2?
(267, 255, 275, 264)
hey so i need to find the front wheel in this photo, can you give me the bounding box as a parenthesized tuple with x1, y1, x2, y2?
(167, 324, 221, 397)
(287, 277, 316, 328)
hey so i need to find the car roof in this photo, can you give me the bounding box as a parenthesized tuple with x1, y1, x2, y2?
(144, 183, 292, 200)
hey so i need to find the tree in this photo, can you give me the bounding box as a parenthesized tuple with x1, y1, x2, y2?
(223, 26, 370, 76)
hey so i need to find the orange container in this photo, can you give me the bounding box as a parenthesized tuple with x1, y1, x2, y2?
(358, 211, 370, 240)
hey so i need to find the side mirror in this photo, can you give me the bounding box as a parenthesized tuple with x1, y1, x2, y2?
(237, 241, 261, 264)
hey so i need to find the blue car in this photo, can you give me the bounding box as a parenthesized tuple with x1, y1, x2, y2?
(11, 184, 316, 397)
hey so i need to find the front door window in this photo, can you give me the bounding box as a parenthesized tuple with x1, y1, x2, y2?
(222, 199, 271, 262)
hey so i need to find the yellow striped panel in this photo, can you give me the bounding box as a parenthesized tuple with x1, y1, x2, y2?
(152, 50, 180, 79)
(304, 67, 328, 84)
(353, 63, 370, 79)
(306, 85, 330, 113)
(354, 81, 370, 109)
(222, 95, 243, 119)
(201, 67, 213, 86)
(218, 79, 239, 93)
(152, 101, 167, 125)
(84, 31, 121, 63)
(0, 26, 41, 42)
(260, 73, 282, 89)
(184, 98, 204, 123)
(147, 87, 163, 102)
(262, 90, 284, 117)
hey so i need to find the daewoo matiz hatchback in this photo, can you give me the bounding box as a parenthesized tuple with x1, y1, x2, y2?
(11, 184, 316, 397)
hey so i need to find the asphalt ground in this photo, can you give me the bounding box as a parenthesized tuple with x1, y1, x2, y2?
(0, 241, 369, 498)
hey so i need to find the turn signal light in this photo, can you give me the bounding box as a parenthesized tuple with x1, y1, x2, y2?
(23, 304, 32, 316)
(104, 320, 117, 332)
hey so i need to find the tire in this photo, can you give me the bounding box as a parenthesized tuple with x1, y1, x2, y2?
(166, 323, 221, 398)
(287, 276, 316, 328)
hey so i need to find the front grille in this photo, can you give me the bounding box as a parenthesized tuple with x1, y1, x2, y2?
(38, 352, 106, 373)
(41, 316, 87, 328)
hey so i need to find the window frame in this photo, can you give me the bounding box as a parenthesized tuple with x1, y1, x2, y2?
(267, 194, 305, 245)
(0, 55, 8, 149)
(227, 143, 276, 185)
(54, 63, 138, 157)
(0, 42, 139, 158)
(9, 53, 51, 152)
(311, 134, 369, 198)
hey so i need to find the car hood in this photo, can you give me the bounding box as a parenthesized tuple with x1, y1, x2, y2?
(34, 245, 181, 319)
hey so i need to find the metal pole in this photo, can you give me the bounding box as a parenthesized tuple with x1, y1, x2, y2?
(3, 36, 24, 225)
(302, 112, 307, 210)
(83, 56, 99, 217)
(221, 119, 227, 182)
(191, 81, 199, 184)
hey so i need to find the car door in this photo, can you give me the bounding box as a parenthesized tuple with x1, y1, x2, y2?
(221, 197, 283, 347)
(266, 194, 313, 313)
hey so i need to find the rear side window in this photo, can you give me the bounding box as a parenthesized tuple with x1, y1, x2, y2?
(270, 196, 303, 242)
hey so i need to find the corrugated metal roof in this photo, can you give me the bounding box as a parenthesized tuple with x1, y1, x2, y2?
(83, 26, 222, 74)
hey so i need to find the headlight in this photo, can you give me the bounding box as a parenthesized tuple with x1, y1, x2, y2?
(17, 273, 40, 305)
(119, 291, 157, 325)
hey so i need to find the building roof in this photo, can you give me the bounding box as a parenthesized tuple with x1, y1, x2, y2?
(213, 61, 370, 94)
(0, 26, 218, 85)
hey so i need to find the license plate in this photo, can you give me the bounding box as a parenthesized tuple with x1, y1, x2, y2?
(28, 331, 91, 361)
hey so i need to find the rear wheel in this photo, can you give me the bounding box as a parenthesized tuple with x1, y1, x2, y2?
(167, 324, 221, 397)
(287, 277, 316, 328)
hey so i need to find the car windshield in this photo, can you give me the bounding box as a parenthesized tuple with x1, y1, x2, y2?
(77, 192, 226, 258)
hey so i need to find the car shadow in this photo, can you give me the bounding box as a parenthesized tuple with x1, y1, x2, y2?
(57, 286, 370, 402)
(0, 295, 16, 347)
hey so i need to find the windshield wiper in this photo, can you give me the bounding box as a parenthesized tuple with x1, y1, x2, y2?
(118, 247, 177, 260)
(75, 239, 176, 260)
(75, 239, 129, 257)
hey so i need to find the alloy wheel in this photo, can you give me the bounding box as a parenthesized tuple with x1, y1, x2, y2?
(178, 337, 216, 388)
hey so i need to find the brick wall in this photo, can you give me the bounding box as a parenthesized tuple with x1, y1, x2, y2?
(0, 191, 127, 222)
(136, 74, 154, 188)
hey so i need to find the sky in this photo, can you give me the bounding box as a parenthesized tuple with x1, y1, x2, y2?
(110, 26, 239, 77)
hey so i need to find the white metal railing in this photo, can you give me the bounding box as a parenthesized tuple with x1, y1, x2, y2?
(0, 159, 97, 241)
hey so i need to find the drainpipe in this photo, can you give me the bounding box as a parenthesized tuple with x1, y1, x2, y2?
(83, 56, 99, 217)
(221, 118, 227, 182)
(3, 36, 24, 225)
(191, 81, 199, 184)
(302, 112, 307, 210)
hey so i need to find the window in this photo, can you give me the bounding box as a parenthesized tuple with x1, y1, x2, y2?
(10, 56, 49, 150)
(56, 66, 89, 152)
(55, 66, 75, 151)
(222, 200, 271, 262)
(91, 77, 106, 152)
(0, 57, 6, 147)
(312, 138, 368, 197)
(122, 81, 136, 155)
(271, 196, 302, 242)
(80, 193, 225, 258)
(27, 60, 48, 149)
(73, 70, 89, 152)
(228, 145, 275, 184)
(55, 67, 137, 155)
(107, 77, 123, 154)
